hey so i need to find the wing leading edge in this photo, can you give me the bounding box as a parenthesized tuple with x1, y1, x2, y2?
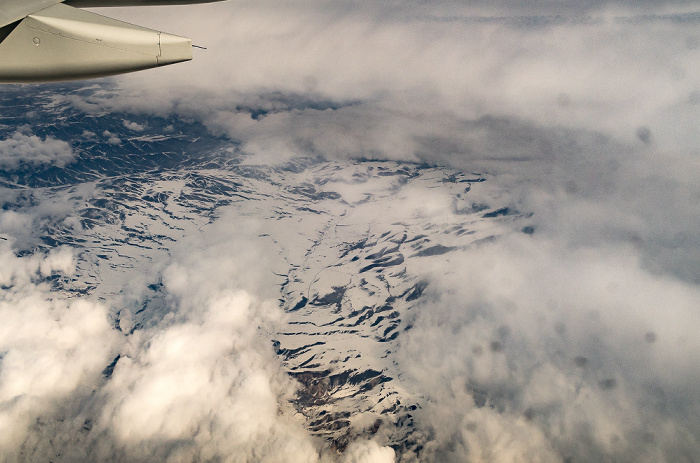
(0, 0, 225, 83)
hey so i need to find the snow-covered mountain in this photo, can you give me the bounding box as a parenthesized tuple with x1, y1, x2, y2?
(4, 81, 698, 463)
(0, 83, 528, 460)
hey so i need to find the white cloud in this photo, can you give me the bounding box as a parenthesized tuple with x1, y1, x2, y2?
(397, 231, 700, 461)
(0, 243, 119, 460)
(89, 213, 395, 462)
(0, 211, 33, 240)
(0, 243, 75, 287)
(99, 2, 700, 148)
(0, 208, 395, 462)
(73, 3, 700, 286)
(342, 440, 396, 463)
(102, 130, 123, 145)
(123, 120, 145, 132)
(0, 132, 75, 170)
(97, 289, 319, 461)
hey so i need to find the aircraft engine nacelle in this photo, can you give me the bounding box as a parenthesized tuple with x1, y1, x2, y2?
(0, 3, 192, 83)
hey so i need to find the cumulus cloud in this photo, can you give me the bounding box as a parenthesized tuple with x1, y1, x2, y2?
(0, 132, 75, 170)
(0, 242, 118, 461)
(0, 207, 394, 462)
(397, 229, 700, 461)
(0, 211, 33, 241)
(84, 216, 322, 462)
(343, 441, 396, 463)
(122, 120, 145, 132)
(95, 291, 320, 462)
(102, 130, 123, 145)
(0, 242, 75, 286)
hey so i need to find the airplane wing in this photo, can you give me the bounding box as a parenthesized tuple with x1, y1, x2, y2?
(0, 0, 224, 83)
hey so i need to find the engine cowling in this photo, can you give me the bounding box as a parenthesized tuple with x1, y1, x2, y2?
(0, 3, 192, 83)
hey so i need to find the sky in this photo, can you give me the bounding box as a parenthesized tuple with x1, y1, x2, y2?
(1, 0, 700, 461)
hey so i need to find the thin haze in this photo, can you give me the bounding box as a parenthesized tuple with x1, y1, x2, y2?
(0, 0, 699, 461)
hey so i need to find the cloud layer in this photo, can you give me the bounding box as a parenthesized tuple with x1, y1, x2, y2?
(82, 0, 700, 285)
(1, 0, 699, 461)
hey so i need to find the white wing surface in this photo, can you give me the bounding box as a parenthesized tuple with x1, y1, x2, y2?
(0, 0, 223, 82)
